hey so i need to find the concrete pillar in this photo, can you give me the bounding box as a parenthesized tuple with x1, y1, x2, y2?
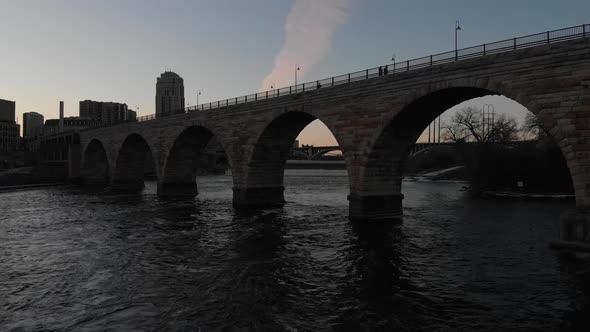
(83, 174, 110, 186)
(348, 193, 404, 222)
(157, 181, 197, 198)
(81, 140, 110, 186)
(111, 179, 145, 192)
(232, 186, 285, 207)
(552, 210, 590, 251)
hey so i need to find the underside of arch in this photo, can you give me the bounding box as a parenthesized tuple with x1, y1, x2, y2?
(233, 111, 318, 207)
(158, 126, 216, 198)
(352, 87, 500, 221)
(82, 139, 110, 185)
(353, 85, 583, 221)
(112, 134, 155, 192)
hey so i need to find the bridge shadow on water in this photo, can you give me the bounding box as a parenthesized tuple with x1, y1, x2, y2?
(556, 252, 590, 330)
(334, 221, 445, 331)
(207, 206, 442, 330)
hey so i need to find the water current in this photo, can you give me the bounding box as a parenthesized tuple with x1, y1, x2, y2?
(1, 170, 589, 331)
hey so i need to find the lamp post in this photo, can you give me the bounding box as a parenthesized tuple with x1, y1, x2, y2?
(196, 90, 201, 110)
(295, 65, 300, 90)
(391, 54, 396, 71)
(455, 20, 462, 60)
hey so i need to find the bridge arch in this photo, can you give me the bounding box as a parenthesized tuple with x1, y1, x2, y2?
(158, 125, 225, 198)
(233, 111, 348, 207)
(82, 139, 111, 185)
(353, 83, 577, 221)
(112, 133, 156, 192)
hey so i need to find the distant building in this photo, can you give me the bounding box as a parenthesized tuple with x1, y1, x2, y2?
(43, 117, 101, 135)
(156, 71, 185, 118)
(23, 112, 45, 139)
(0, 99, 16, 123)
(0, 99, 20, 153)
(127, 109, 137, 121)
(79, 100, 135, 126)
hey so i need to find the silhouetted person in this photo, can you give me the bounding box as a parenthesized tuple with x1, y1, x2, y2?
(378, 66, 383, 76)
(317, 81, 321, 89)
(383, 65, 389, 75)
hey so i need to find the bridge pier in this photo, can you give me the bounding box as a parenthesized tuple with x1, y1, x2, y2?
(232, 187, 285, 208)
(111, 179, 145, 193)
(348, 193, 404, 222)
(82, 176, 111, 187)
(157, 182, 198, 198)
(551, 210, 590, 252)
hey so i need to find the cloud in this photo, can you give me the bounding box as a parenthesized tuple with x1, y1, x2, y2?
(260, 0, 351, 91)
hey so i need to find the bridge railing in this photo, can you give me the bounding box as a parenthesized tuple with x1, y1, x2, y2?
(181, 24, 588, 114)
(88, 23, 589, 128)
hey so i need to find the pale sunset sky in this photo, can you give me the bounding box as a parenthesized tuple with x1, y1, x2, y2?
(1, 0, 589, 145)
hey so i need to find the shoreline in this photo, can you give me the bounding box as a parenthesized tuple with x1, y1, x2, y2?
(480, 190, 575, 201)
(0, 182, 66, 192)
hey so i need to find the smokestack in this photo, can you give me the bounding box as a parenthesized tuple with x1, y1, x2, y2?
(59, 101, 64, 132)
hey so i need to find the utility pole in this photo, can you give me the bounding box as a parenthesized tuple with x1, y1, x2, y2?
(438, 116, 441, 143)
(483, 104, 495, 142)
(433, 119, 436, 144)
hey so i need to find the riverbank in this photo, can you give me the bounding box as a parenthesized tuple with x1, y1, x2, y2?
(0, 182, 66, 192)
(480, 190, 575, 201)
(285, 160, 345, 170)
(0, 166, 65, 189)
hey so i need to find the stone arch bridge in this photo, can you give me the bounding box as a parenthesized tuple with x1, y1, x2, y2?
(44, 26, 590, 222)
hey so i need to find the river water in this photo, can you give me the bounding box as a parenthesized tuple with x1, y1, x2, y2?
(1, 170, 589, 331)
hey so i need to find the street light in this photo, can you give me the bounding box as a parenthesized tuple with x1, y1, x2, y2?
(295, 65, 300, 89)
(196, 90, 201, 110)
(391, 53, 396, 71)
(271, 83, 276, 97)
(455, 20, 462, 60)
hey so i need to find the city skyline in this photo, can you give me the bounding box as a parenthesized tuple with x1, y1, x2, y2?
(2, 0, 589, 144)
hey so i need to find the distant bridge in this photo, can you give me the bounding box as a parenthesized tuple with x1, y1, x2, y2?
(291, 142, 456, 160)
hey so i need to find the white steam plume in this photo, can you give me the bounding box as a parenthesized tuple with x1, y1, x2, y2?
(260, 0, 351, 91)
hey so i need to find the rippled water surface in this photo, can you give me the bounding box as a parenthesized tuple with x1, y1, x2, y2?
(2, 170, 590, 331)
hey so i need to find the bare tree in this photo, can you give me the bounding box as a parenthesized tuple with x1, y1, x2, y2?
(522, 112, 549, 139)
(442, 120, 470, 142)
(442, 106, 519, 143)
(490, 114, 519, 142)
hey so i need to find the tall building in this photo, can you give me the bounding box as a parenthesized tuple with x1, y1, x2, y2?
(79, 100, 135, 126)
(156, 71, 185, 118)
(0, 99, 20, 152)
(23, 112, 45, 139)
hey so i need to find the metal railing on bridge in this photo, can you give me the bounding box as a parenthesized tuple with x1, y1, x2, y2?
(105, 23, 590, 127)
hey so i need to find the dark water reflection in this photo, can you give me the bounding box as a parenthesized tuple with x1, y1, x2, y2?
(1, 170, 589, 331)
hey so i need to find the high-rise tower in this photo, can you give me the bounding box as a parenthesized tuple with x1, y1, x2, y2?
(155, 71, 185, 118)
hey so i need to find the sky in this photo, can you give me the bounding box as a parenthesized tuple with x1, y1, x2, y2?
(1, 0, 589, 145)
